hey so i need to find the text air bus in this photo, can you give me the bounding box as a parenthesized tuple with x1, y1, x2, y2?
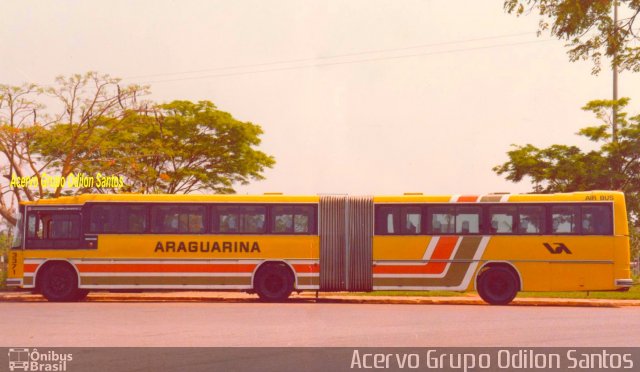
(6, 191, 632, 305)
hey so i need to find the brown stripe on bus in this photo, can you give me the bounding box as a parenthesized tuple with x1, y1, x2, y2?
(479, 195, 502, 202)
(373, 236, 483, 287)
(297, 277, 320, 286)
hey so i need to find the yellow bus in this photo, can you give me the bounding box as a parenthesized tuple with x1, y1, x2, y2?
(6, 191, 632, 305)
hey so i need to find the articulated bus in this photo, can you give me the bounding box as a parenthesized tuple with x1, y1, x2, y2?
(6, 191, 633, 305)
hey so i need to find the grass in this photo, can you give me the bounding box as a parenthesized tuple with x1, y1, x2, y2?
(349, 290, 471, 297)
(347, 283, 640, 300)
(518, 284, 640, 300)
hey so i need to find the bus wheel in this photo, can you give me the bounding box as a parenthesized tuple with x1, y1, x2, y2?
(39, 263, 80, 302)
(74, 289, 90, 301)
(477, 266, 519, 305)
(254, 263, 294, 302)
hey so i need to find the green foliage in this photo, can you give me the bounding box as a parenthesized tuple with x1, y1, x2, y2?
(494, 143, 608, 192)
(494, 98, 640, 258)
(0, 231, 10, 289)
(504, 0, 640, 73)
(1, 73, 276, 227)
(37, 100, 275, 194)
(350, 287, 640, 299)
(630, 225, 640, 269)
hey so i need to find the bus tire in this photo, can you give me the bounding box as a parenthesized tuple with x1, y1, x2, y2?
(74, 289, 90, 301)
(477, 266, 519, 305)
(39, 262, 80, 302)
(254, 263, 294, 302)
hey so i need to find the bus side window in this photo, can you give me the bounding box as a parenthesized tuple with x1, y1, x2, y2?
(518, 206, 545, 234)
(272, 205, 314, 234)
(151, 205, 205, 234)
(551, 205, 579, 234)
(401, 207, 422, 235)
(27, 213, 79, 239)
(242, 207, 266, 233)
(456, 206, 481, 234)
(25, 211, 82, 249)
(90, 205, 120, 233)
(375, 206, 399, 235)
(220, 213, 239, 233)
(123, 205, 148, 233)
(55, 214, 80, 238)
(581, 205, 612, 235)
(428, 206, 455, 234)
(212, 205, 266, 234)
(27, 213, 43, 239)
(489, 206, 516, 234)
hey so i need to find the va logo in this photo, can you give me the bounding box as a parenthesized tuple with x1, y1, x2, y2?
(543, 242, 572, 254)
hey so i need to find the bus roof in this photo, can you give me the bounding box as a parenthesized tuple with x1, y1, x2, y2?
(374, 190, 625, 203)
(20, 194, 321, 205)
(19, 190, 625, 206)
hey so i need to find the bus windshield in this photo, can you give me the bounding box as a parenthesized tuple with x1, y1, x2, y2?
(12, 213, 23, 248)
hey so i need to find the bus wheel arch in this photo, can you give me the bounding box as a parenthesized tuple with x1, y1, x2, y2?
(36, 260, 83, 302)
(252, 261, 295, 302)
(475, 261, 521, 305)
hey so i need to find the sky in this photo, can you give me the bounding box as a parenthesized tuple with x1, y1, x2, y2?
(1, 0, 638, 196)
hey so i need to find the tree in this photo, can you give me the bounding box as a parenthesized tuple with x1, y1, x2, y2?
(494, 98, 640, 258)
(504, 0, 640, 73)
(0, 72, 276, 227)
(0, 83, 40, 225)
(493, 97, 640, 212)
(0, 73, 145, 226)
(50, 100, 275, 194)
(31, 72, 147, 197)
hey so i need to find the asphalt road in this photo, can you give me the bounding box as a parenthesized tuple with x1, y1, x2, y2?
(2, 302, 639, 347)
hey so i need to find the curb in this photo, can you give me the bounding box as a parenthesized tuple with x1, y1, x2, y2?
(1, 291, 639, 307)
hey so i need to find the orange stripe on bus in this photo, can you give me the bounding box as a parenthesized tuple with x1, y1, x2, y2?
(291, 264, 319, 273)
(373, 236, 458, 275)
(76, 263, 257, 273)
(24, 264, 38, 273)
(430, 236, 457, 260)
(457, 195, 479, 202)
(24, 263, 318, 275)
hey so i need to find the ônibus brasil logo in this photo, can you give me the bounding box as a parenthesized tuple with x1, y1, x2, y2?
(8, 348, 73, 371)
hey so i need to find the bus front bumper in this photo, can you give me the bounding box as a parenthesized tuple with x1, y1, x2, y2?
(5, 278, 23, 287)
(615, 279, 634, 288)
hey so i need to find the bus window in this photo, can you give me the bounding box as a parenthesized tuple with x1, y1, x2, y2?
(551, 205, 579, 234)
(90, 204, 119, 233)
(489, 206, 516, 234)
(272, 205, 315, 234)
(25, 211, 82, 249)
(50, 214, 80, 238)
(27, 212, 80, 239)
(12, 212, 23, 248)
(401, 207, 422, 234)
(386, 213, 395, 234)
(375, 206, 398, 234)
(428, 206, 455, 234)
(456, 206, 480, 234)
(123, 205, 148, 233)
(27, 213, 43, 239)
(151, 205, 205, 234)
(243, 212, 265, 233)
(89, 204, 148, 233)
(518, 206, 545, 234)
(582, 205, 612, 235)
(212, 205, 266, 234)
